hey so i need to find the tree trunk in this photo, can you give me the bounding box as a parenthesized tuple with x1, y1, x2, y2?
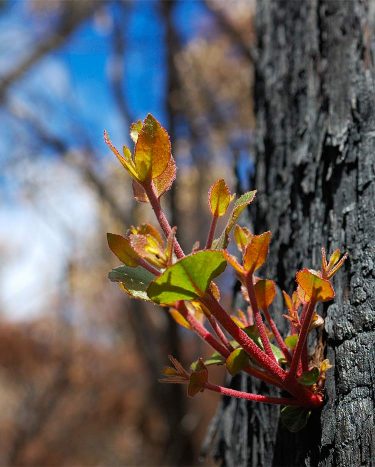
(209, 1, 375, 465)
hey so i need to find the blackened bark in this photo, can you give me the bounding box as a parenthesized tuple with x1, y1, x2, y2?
(210, 1, 375, 466)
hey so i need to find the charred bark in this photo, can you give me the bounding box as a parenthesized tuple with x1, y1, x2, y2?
(210, 1, 375, 466)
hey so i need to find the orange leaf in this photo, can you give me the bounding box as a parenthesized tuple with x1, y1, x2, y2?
(223, 250, 245, 275)
(243, 231, 272, 273)
(134, 114, 171, 182)
(296, 269, 335, 302)
(169, 308, 191, 329)
(254, 279, 276, 310)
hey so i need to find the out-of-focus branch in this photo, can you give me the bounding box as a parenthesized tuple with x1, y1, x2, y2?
(7, 101, 127, 222)
(203, 0, 257, 63)
(0, 0, 101, 100)
(109, 2, 134, 130)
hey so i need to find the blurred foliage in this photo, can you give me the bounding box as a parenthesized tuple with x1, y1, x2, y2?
(0, 0, 254, 464)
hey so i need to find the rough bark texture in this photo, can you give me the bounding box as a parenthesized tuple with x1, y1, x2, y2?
(210, 1, 375, 466)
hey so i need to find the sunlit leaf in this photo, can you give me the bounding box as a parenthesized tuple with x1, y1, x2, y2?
(280, 406, 311, 432)
(130, 120, 143, 143)
(254, 279, 276, 310)
(297, 367, 320, 386)
(107, 233, 139, 267)
(213, 190, 256, 249)
(208, 179, 233, 217)
(147, 251, 227, 305)
(223, 250, 244, 275)
(134, 114, 171, 182)
(243, 231, 272, 272)
(226, 348, 249, 375)
(296, 269, 335, 302)
(109, 265, 155, 301)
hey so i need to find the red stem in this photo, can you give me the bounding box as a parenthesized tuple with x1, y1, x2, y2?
(205, 215, 218, 249)
(204, 382, 302, 406)
(263, 307, 292, 363)
(143, 181, 185, 259)
(177, 302, 230, 357)
(137, 257, 161, 276)
(205, 312, 233, 351)
(245, 273, 276, 362)
(201, 293, 286, 381)
(288, 298, 316, 378)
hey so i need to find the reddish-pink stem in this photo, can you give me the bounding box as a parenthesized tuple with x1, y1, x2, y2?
(176, 302, 230, 357)
(205, 215, 218, 249)
(143, 181, 185, 259)
(201, 293, 286, 381)
(245, 273, 276, 362)
(263, 307, 292, 363)
(288, 298, 316, 379)
(204, 382, 301, 406)
(137, 257, 161, 276)
(205, 312, 233, 351)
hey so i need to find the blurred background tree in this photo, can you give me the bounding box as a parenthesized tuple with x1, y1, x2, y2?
(0, 0, 255, 465)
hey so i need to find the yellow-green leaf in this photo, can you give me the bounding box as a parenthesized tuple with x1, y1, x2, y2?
(284, 334, 298, 350)
(208, 179, 233, 217)
(226, 348, 249, 375)
(147, 250, 227, 305)
(213, 190, 257, 249)
(234, 225, 253, 252)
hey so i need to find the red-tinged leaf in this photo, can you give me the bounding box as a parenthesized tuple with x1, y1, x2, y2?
(134, 114, 171, 182)
(223, 250, 245, 275)
(226, 348, 249, 375)
(243, 231, 272, 273)
(107, 233, 139, 267)
(297, 367, 320, 386)
(130, 234, 166, 268)
(169, 308, 191, 329)
(208, 179, 233, 217)
(254, 279, 276, 310)
(187, 359, 208, 397)
(234, 225, 253, 252)
(282, 291, 293, 314)
(296, 269, 335, 302)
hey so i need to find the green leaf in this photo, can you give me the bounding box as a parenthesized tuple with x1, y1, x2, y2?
(226, 348, 249, 375)
(147, 250, 227, 305)
(297, 367, 320, 386)
(213, 190, 256, 249)
(190, 352, 226, 371)
(108, 265, 155, 301)
(280, 406, 311, 433)
(285, 334, 298, 350)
